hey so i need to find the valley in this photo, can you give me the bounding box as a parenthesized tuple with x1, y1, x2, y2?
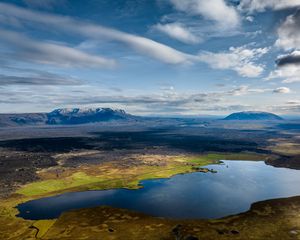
(0, 110, 299, 239)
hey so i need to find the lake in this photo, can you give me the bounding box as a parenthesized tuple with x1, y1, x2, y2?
(17, 160, 300, 220)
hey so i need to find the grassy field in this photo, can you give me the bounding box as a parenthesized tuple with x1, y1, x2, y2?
(16, 152, 264, 197)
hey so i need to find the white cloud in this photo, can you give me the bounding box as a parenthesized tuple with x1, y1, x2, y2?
(227, 85, 269, 96)
(227, 85, 250, 96)
(0, 3, 272, 75)
(153, 22, 201, 44)
(169, 0, 240, 30)
(245, 16, 254, 22)
(0, 29, 116, 68)
(267, 65, 300, 83)
(0, 3, 194, 65)
(0, 73, 81, 86)
(239, 0, 300, 12)
(273, 87, 291, 94)
(275, 11, 300, 51)
(270, 11, 300, 84)
(0, 84, 263, 115)
(0, 82, 286, 115)
(198, 46, 269, 77)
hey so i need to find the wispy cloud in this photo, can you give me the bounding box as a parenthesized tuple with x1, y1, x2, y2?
(227, 85, 269, 95)
(0, 3, 271, 77)
(0, 73, 81, 86)
(153, 22, 201, 44)
(0, 65, 82, 86)
(0, 3, 194, 65)
(0, 84, 277, 114)
(0, 64, 84, 86)
(0, 29, 116, 68)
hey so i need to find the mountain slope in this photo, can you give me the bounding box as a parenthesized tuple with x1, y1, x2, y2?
(0, 113, 47, 127)
(46, 108, 131, 125)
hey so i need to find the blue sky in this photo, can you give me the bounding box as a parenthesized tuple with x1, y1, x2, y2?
(0, 0, 300, 115)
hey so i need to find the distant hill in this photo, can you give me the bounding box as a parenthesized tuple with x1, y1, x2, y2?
(0, 113, 47, 127)
(0, 108, 133, 126)
(223, 111, 283, 121)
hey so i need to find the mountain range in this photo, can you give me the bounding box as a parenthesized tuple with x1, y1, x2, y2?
(0, 108, 133, 127)
(0, 109, 284, 127)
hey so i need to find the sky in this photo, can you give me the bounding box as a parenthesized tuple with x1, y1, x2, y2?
(0, 0, 300, 116)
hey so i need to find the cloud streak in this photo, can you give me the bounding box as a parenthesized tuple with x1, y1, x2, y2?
(0, 3, 269, 77)
(0, 29, 116, 68)
(0, 73, 81, 86)
(239, 0, 300, 12)
(0, 84, 278, 113)
(0, 3, 194, 65)
(153, 22, 201, 44)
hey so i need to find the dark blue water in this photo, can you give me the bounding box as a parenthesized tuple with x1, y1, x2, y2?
(17, 161, 300, 220)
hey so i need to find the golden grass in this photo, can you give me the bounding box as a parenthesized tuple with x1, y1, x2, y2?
(33, 220, 56, 238)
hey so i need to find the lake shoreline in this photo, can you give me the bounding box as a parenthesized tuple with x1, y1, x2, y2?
(31, 195, 300, 239)
(16, 160, 300, 221)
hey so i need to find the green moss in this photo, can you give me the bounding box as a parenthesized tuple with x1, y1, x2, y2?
(189, 153, 264, 163)
(16, 172, 103, 196)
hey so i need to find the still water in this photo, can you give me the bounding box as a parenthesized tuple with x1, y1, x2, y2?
(17, 160, 300, 220)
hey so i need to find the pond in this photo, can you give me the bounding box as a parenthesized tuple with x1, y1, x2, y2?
(17, 160, 300, 220)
